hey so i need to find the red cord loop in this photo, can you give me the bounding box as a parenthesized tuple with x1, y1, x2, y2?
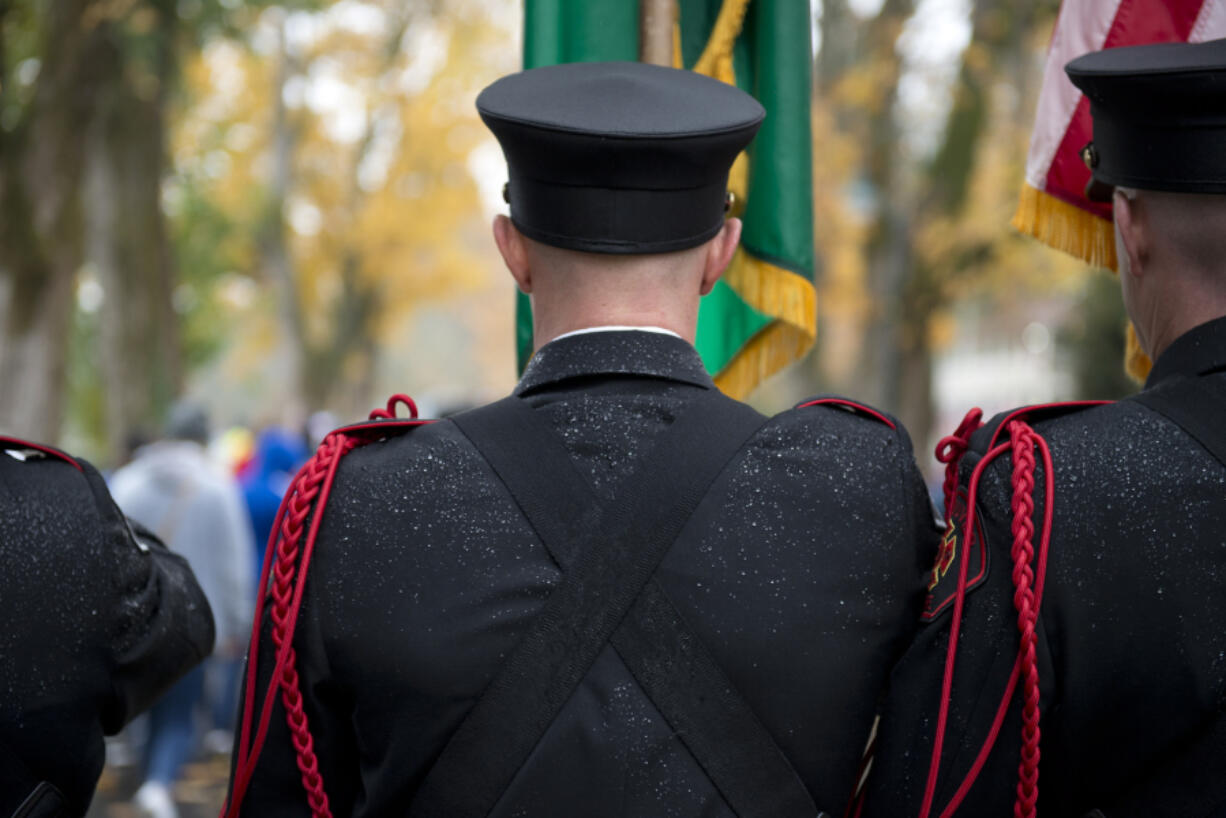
(368, 393, 418, 421)
(935, 408, 984, 524)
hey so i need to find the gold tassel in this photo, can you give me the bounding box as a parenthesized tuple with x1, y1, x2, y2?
(1125, 322, 1153, 383)
(1012, 183, 1118, 272)
(692, 0, 751, 81)
(713, 250, 818, 399)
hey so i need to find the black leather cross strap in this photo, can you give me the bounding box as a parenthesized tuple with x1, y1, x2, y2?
(1132, 375, 1226, 469)
(411, 391, 818, 818)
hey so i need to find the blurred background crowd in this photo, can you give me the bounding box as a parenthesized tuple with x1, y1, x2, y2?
(0, 0, 1140, 815)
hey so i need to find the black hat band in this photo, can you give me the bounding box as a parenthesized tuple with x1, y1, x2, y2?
(1090, 104, 1226, 195)
(507, 174, 730, 254)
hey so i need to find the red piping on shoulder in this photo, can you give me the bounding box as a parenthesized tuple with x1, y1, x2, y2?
(797, 398, 897, 430)
(985, 401, 1111, 451)
(0, 436, 82, 471)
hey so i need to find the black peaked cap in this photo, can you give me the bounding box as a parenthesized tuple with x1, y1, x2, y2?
(1066, 37, 1226, 198)
(477, 61, 765, 254)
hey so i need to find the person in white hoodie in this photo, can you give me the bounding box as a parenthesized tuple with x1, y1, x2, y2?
(111, 401, 254, 818)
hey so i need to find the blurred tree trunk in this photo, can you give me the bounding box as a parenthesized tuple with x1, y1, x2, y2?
(816, 0, 856, 94)
(857, 0, 913, 419)
(899, 0, 1045, 444)
(88, 1, 182, 457)
(308, 14, 412, 417)
(0, 0, 111, 442)
(260, 16, 309, 423)
(265, 12, 409, 420)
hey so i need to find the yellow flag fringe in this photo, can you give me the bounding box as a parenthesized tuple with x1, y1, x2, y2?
(693, 0, 751, 80)
(1013, 184, 1156, 381)
(685, 0, 819, 398)
(1012, 182, 1118, 272)
(713, 249, 818, 399)
(1125, 322, 1153, 383)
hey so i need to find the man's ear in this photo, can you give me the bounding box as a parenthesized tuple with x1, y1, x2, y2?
(1114, 190, 1147, 280)
(700, 218, 742, 295)
(493, 214, 532, 294)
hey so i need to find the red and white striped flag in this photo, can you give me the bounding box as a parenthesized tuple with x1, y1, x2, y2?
(1013, 0, 1226, 376)
(1015, 0, 1226, 270)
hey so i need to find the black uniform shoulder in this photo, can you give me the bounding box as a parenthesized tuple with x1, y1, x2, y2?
(1, 437, 86, 489)
(745, 395, 930, 528)
(0, 439, 119, 548)
(967, 400, 1116, 457)
(0, 435, 81, 467)
(962, 398, 1199, 493)
(318, 416, 513, 548)
(769, 393, 915, 456)
(329, 417, 471, 483)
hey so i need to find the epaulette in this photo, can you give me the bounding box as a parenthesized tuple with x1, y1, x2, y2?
(794, 395, 897, 430)
(0, 436, 82, 471)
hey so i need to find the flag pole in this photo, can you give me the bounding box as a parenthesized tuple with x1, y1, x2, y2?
(640, 0, 676, 65)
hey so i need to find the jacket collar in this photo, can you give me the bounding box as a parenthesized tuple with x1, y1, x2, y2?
(514, 330, 715, 396)
(1145, 315, 1226, 389)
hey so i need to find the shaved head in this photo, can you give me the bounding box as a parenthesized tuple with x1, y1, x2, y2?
(1142, 191, 1226, 281)
(1114, 189, 1226, 360)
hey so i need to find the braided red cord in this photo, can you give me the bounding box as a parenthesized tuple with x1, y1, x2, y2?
(935, 430, 1057, 818)
(273, 432, 356, 817)
(226, 434, 349, 817)
(921, 419, 1053, 818)
(1006, 422, 1040, 818)
(224, 397, 424, 818)
(934, 408, 984, 524)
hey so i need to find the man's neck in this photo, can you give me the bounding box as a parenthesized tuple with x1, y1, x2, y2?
(1143, 279, 1226, 363)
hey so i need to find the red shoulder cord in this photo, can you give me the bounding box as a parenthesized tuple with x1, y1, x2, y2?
(920, 404, 1105, 818)
(223, 395, 431, 818)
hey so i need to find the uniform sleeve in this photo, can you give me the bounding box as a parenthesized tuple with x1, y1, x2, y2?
(862, 453, 1042, 816)
(76, 459, 216, 733)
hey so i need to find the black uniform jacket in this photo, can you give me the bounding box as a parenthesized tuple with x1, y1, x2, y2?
(0, 445, 215, 817)
(865, 315, 1226, 817)
(238, 330, 939, 817)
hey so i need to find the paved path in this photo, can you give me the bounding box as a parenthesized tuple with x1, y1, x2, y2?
(87, 754, 230, 818)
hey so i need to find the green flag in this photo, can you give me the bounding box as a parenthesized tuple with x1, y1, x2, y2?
(517, 0, 815, 399)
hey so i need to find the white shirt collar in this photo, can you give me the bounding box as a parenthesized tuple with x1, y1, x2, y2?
(550, 325, 683, 343)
